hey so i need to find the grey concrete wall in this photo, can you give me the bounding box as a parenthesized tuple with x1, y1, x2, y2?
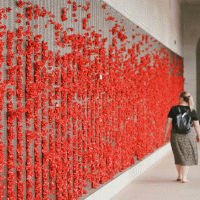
(182, 5, 200, 116)
(103, 0, 183, 56)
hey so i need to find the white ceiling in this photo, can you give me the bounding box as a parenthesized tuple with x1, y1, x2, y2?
(179, 0, 200, 5)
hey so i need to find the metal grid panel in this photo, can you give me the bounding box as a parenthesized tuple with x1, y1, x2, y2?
(0, 0, 183, 199)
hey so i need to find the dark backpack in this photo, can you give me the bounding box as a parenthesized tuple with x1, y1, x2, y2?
(174, 107, 192, 134)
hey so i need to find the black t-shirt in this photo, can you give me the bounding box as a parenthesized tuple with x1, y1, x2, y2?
(168, 105, 198, 127)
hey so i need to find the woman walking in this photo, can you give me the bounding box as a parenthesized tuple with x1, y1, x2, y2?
(165, 92, 200, 183)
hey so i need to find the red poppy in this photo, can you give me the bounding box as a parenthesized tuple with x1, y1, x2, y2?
(7, 7, 12, 12)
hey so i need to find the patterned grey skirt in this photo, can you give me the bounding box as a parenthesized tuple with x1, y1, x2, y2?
(170, 127, 198, 166)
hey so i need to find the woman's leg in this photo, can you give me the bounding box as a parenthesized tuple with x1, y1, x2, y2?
(176, 164, 182, 179)
(181, 165, 189, 181)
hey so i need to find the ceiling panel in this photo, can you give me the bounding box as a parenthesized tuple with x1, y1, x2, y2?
(180, 0, 200, 5)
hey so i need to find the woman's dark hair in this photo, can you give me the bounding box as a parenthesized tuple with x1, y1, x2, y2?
(180, 91, 194, 111)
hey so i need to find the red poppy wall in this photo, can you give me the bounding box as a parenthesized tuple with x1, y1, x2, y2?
(0, 0, 184, 199)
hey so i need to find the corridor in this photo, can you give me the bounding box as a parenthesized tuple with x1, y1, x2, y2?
(111, 143, 200, 200)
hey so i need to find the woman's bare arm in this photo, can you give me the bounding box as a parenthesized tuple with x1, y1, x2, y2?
(165, 118, 172, 141)
(193, 120, 200, 142)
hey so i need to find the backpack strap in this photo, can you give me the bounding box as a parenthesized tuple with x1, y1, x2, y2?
(177, 106, 181, 114)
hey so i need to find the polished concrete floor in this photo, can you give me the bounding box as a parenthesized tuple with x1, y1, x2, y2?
(111, 142, 200, 200)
